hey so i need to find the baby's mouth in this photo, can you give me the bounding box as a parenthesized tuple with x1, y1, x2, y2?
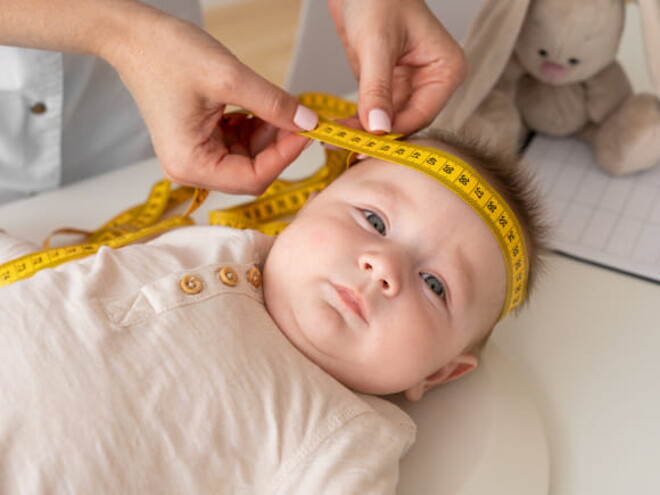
(333, 284, 368, 323)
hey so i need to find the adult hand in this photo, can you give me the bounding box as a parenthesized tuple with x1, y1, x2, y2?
(327, 0, 466, 135)
(102, 3, 318, 194)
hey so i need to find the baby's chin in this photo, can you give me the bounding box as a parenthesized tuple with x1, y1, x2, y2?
(315, 358, 417, 397)
(262, 299, 413, 397)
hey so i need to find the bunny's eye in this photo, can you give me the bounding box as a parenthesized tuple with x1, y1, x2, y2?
(538, 49, 548, 57)
(568, 58, 580, 65)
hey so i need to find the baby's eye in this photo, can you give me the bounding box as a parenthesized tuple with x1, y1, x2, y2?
(421, 273, 445, 297)
(362, 210, 386, 236)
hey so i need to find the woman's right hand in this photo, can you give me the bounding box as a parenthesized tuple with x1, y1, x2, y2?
(103, 4, 318, 194)
(0, 0, 319, 195)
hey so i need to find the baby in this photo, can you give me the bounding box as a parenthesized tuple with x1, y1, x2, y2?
(0, 130, 545, 494)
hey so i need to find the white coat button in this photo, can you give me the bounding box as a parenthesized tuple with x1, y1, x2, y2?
(30, 102, 47, 115)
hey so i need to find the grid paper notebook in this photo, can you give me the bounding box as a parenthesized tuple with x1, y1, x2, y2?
(524, 135, 660, 283)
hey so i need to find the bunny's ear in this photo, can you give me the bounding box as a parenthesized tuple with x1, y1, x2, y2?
(638, 0, 660, 95)
(432, 0, 531, 131)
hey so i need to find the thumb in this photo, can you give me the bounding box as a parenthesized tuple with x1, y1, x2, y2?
(229, 65, 318, 132)
(356, 43, 395, 134)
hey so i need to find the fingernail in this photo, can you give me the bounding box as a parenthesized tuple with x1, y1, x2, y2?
(368, 109, 391, 133)
(294, 105, 318, 131)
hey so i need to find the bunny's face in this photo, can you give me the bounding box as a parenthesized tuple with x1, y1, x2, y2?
(514, 0, 625, 85)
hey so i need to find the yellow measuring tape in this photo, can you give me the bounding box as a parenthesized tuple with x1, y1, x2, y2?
(209, 93, 394, 233)
(0, 93, 528, 317)
(0, 182, 207, 287)
(307, 117, 529, 317)
(209, 145, 350, 235)
(212, 93, 529, 317)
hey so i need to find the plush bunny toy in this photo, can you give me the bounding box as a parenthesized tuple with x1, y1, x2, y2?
(433, 0, 660, 176)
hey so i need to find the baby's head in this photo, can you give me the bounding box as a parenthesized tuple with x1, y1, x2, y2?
(263, 130, 545, 401)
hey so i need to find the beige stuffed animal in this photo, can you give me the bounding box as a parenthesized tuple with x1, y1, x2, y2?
(434, 0, 660, 176)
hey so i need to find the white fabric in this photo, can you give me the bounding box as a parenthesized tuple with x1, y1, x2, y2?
(0, 225, 415, 494)
(431, 0, 530, 131)
(0, 0, 203, 204)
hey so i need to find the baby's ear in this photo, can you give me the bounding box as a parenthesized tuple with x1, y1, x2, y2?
(404, 353, 478, 402)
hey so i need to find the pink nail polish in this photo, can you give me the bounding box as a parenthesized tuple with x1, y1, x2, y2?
(368, 109, 391, 133)
(294, 105, 318, 131)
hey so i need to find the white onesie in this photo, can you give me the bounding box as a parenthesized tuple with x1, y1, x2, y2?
(0, 226, 415, 494)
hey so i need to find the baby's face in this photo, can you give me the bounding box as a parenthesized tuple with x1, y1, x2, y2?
(263, 145, 506, 399)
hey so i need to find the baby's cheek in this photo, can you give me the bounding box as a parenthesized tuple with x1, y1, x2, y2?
(299, 223, 333, 250)
(308, 230, 330, 249)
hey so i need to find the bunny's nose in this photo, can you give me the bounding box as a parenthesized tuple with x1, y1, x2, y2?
(540, 61, 567, 82)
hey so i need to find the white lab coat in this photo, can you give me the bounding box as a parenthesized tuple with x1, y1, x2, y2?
(0, 0, 203, 204)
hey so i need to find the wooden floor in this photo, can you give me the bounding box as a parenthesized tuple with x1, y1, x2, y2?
(203, 0, 303, 88)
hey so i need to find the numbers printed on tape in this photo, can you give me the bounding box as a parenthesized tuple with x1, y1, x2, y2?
(294, 94, 529, 317)
(213, 93, 528, 317)
(0, 182, 204, 287)
(1, 92, 528, 317)
(209, 141, 350, 232)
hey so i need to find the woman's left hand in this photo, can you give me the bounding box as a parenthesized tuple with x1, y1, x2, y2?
(327, 0, 466, 135)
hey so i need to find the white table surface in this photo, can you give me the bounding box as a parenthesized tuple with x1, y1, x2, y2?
(494, 253, 660, 495)
(1, 148, 659, 495)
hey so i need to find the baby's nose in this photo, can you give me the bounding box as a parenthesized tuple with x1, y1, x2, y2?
(359, 253, 401, 296)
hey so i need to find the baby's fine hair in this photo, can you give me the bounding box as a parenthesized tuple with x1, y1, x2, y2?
(411, 127, 549, 309)
(410, 128, 550, 355)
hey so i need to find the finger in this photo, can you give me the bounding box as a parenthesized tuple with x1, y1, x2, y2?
(355, 40, 397, 134)
(222, 116, 293, 158)
(392, 84, 446, 135)
(392, 64, 466, 135)
(218, 112, 252, 151)
(392, 36, 467, 134)
(223, 132, 313, 195)
(248, 121, 279, 156)
(337, 115, 364, 131)
(219, 113, 282, 158)
(186, 132, 313, 195)
(228, 65, 318, 133)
